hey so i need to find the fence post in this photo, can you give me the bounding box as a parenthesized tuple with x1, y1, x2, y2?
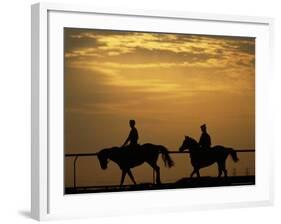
(74, 156, 78, 189)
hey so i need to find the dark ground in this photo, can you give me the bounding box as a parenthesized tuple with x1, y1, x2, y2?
(65, 175, 255, 194)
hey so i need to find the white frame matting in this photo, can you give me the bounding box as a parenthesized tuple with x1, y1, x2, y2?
(31, 2, 275, 221)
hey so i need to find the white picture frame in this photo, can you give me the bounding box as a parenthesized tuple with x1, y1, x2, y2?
(31, 2, 274, 221)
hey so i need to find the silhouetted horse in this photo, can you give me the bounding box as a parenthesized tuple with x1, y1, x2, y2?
(179, 136, 239, 178)
(97, 144, 174, 186)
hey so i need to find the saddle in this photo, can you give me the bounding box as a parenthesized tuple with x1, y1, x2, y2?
(199, 146, 212, 152)
(123, 144, 141, 151)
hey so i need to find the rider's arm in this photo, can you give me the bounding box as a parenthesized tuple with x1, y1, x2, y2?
(199, 134, 203, 146)
(122, 131, 132, 147)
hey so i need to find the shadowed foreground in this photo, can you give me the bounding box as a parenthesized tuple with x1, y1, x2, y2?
(65, 175, 255, 194)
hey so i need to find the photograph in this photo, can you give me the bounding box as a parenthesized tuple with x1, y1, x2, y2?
(64, 28, 255, 194)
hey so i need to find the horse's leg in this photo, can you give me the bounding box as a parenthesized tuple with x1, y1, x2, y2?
(148, 162, 161, 184)
(154, 165, 161, 184)
(217, 162, 222, 178)
(190, 168, 200, 178)
(221, 162, 228, 178)
(196, 169, 200, 178)
(127, 169, 137, 185)
(120, 170, 126, 187)
(190, 169, 196, 178)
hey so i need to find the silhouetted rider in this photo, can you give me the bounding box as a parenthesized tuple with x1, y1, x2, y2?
(199, 124, 211, 150)
(122, 120, 139, 149)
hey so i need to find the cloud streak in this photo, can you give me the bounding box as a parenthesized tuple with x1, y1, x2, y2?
(65, 30, 255, 80)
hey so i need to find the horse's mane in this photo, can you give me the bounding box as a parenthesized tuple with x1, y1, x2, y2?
(185, 136, 201, 151)
(187, 136, 199, 146)
(98, 147, 120, 156)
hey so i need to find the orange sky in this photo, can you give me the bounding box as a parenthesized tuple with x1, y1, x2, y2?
(64, 28, 255, 187)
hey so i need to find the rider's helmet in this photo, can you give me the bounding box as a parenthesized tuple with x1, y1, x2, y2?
(129, 120, 136, 126)
(201, 124, 206, 131)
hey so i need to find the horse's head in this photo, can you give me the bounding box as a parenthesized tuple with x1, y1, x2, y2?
(97, 150, 109, 170)
(179, 136, 190, 152)
(179, 136, 197, 152)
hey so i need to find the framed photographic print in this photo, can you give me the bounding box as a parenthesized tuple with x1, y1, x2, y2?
(31, 2, 274, 221)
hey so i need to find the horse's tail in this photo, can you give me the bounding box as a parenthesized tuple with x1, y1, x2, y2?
(229, 148, 239, 162)
(159, 146, 174, 168)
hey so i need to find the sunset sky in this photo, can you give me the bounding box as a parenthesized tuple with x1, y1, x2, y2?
(64, 28, 255, 187)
